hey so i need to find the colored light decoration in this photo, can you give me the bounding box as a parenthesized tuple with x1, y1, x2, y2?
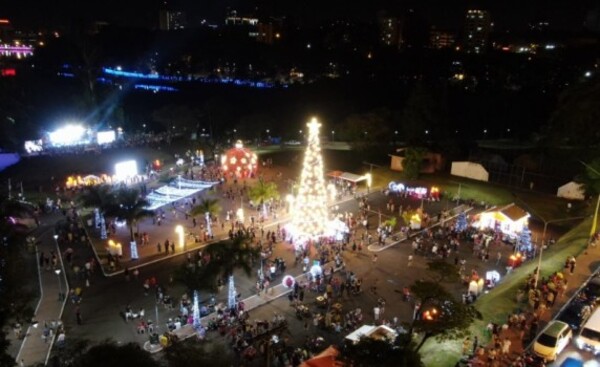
(100, 215, 107, 240)
(192, 290, 201, 331)
(423, 308, 438, 321)
(455, 211, 468, 233)
(290, 118, 329, 240)
(220, 140, 258, 178)
(430, 186, 440, 200)
(282, 275, 295, 288)
(410, 213, 422, 230)
(227, 275, 237, 310)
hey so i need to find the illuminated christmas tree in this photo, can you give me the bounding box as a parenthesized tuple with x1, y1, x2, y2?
(291, 117, 329, 239)
(100, 215, 107, 240)
(518, 226, 532, 252)
(192, 290, 201, 330)
(228, 275, 237, 310)
(455, 212, 467, 232)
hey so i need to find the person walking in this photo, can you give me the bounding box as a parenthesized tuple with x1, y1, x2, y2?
(501, 337, 511, 359)
(75, 306, 82, 325)
(170, 241, 175, 254)
(157, 242, 161, 253)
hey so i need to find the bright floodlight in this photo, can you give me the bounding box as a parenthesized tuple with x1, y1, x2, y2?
(97, 130, 116, 144)
(114, 160, 138, 181)
(48, 124, 86, 146)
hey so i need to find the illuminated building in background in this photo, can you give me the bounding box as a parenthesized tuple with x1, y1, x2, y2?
(225, 10, 258, 26)
(159, 10, 187, 30)
(464, 9, 491, 54)
(378, 16, 403, 49)
(430, 27, 456, 49)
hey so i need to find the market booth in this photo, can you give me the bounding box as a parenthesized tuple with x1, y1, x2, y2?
(299, 346, 343, 367)
(474, 203, 529, 238)
(344, 324, 398, 345)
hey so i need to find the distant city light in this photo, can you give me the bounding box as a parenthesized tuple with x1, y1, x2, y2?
(585, 71, 592, 78)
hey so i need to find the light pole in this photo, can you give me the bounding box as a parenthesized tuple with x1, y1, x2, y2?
(54, 268, 63, 301)
(515, 196, 587, 288)
(331, 130, 335, 142)
(175, 225, 184, 251)
(52, 234, 64, 301)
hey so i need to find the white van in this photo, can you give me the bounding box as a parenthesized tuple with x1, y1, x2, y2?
(577, 307, 600, 354)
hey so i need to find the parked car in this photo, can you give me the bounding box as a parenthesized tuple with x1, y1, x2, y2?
(557, 299, 593, 331)
(533, 320, 572, 361)
(576, 307, 600, 354)
(582, 277, 600, 304)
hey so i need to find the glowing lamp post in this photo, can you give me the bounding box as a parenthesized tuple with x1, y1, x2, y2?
(175, 225, 185, 251)
(285, 194, 295, 214)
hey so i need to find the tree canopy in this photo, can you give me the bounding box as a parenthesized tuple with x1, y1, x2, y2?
(401, 147, 427, 180)
(189, 198, 222, 218)
(247, 178, 280, 206)
(176, 235, 259, 292)
(164, 338, 233, 367)
(106, 187, 153, 241)
(409, 280, 481, 351)
(56, 339, 160, 367)
(341, 334, 423, 367)
(545, 78, 600, 147)
(576, 158, 600, 196)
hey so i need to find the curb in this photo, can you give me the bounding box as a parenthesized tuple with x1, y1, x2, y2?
(86, 190, 371, 277)
(142, 261, 342, 353)
(367, 205, 474, 252)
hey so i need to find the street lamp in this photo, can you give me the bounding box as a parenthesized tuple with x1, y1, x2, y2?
(331, 130, 335, 142)
(175, 225, 184, 251)
(54, 268, 63, 301)
(514, 195, 587, 288)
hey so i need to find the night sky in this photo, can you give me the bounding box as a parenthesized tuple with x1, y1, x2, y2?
(2, 0, 597, 31)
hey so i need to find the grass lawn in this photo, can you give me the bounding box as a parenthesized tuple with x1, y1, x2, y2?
(369, 168, 588, 226)
(419, 216, 594, 367)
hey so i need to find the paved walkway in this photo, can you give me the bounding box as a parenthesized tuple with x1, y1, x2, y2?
(143, 261, 341, 353)
(367, 204, 472, 252)
(470, 240, 600, 366)
(86, 182, 376, 277)
(14, 213, 69, 367)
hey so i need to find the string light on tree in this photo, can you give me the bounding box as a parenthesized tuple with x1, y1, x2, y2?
(291, 117, 329, 240)
(192, 290, 201, 331)
(228, 275, 237, 310)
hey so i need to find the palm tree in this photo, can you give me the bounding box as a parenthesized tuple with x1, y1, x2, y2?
(77, 184, 115, 215)
(189, 198, 221, 237)
(247, 178, 280, 217)
(107, 187, 153, 242)
(177, 235, 259, 292)
(577, 158, 600, 240)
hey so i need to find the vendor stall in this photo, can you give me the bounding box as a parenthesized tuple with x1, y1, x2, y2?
(474, 203, 529, 238)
